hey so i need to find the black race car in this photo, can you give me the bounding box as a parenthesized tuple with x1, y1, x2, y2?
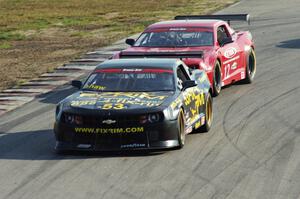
(54, 58, 213, 152)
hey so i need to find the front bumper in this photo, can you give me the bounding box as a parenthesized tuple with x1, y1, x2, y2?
(54, 120, 179, 152)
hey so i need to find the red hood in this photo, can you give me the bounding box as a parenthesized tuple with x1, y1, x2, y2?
(120, 46, 214, 69)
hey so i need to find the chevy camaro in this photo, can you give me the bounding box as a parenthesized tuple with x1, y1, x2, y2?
(113, 14, 256, 96)
(54, 59, 213, 152)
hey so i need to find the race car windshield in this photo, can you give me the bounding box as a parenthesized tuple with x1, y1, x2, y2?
(82, 68, 175, 92)
(134, 29, 213, 47)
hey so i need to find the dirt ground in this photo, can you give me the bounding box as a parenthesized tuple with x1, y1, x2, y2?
(0, 28, 114, 90)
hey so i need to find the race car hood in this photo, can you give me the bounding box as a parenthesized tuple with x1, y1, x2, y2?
(120, 46, 214, 68)
(64, 91, 174, 112)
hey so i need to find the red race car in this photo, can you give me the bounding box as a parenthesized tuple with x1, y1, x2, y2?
(112, 14, 256, 96)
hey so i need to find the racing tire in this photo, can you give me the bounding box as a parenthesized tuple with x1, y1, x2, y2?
(243, 48, 256, 84)
(194, 92, 213, 133)
(212, 61, 222, 97)
(177, 108, 186, 148)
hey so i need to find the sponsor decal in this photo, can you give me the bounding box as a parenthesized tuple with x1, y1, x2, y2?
(95, 68, 173, 74)
(171, 97, 182, 109)
(79, 92, 168, 101)
(71, 100, 97, 107)
(183, 88, 205, 127)
(169, 28, 187, 31)
(184, 88, 204, 106)
(122, 68, 142, 72)
(185, 126, 193, 134)
(223, 55, 240, 65)
(231, 62, 237, 70)
(98, 103, 125, 110)
(241, 71, 245, 79)
(74, 127, 144, 134)
(121, 143, 146, 148)
(78, 93, 99, 98)
(86, 85, 106, 90)
(201, 116, 205, 125)
(224, 62, 238, 80)
(194, 113, 205, 129)
(224, 67, 245, 81)
(109, 92, 168, 100)
(195, 121, 201, 129)
(77, 144, 92, 149)
(224, 47, 237, 59)
(72, 92, 169, 109)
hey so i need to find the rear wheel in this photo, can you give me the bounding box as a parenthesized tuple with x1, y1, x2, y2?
(177, 109, 186, 148)
(194, 92, 213, 133)
(212, 61, 222, 97)
(243, 48, 256, 83)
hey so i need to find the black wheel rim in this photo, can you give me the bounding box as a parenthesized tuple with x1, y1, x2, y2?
(214, 64, 221, 92)
(248, 51, 256, 78)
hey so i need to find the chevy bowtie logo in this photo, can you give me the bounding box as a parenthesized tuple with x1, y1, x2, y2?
(102, 119, 116, 125)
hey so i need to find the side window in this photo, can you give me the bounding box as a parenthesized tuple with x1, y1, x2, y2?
(217, 25, 230, 45)
(177, 65, 190, 90)
(134, 33, 149, 46)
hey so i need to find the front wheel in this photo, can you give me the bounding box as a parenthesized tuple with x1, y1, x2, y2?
(212, 61, 222, 97)
(177, 109, 186, 148)
(243, 48, 256, 83)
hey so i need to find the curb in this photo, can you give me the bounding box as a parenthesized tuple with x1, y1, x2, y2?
(0, 35, 139, 116)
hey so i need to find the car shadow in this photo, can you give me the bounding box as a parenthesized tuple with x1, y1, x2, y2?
(276, 39, 300, 49)
(0, 129, 165, 160)
(36, 84, 78, 105)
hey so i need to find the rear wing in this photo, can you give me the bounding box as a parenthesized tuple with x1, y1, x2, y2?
(174, 14, 250, 25)
(119, 51, 203, 59)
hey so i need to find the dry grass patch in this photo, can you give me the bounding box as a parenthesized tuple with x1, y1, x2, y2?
(0, 0, 237, 90)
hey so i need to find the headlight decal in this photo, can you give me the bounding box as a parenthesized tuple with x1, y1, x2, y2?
(139, 113, 163, 124)
(63, 114, 83, 125)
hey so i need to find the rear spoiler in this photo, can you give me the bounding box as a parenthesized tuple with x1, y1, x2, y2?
(119, 51, 203, 59)
(174, 14, 250, 25)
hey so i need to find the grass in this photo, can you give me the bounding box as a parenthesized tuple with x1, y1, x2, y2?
(0, 0, 237, 41)
(0, 42, 11, 49)
(0, 0, 238, 90)
(0, 32, 26, 41)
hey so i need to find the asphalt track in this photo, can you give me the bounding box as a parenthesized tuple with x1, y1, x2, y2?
(1, 0, 300, 198)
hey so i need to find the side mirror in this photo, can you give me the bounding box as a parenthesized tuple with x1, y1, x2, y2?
(125, 38, 135, 46)
(188, 68, 193, 75)
(182, 80, 197, 90)
(71, 80, 82, 89)
(220, 37, 233, 46)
